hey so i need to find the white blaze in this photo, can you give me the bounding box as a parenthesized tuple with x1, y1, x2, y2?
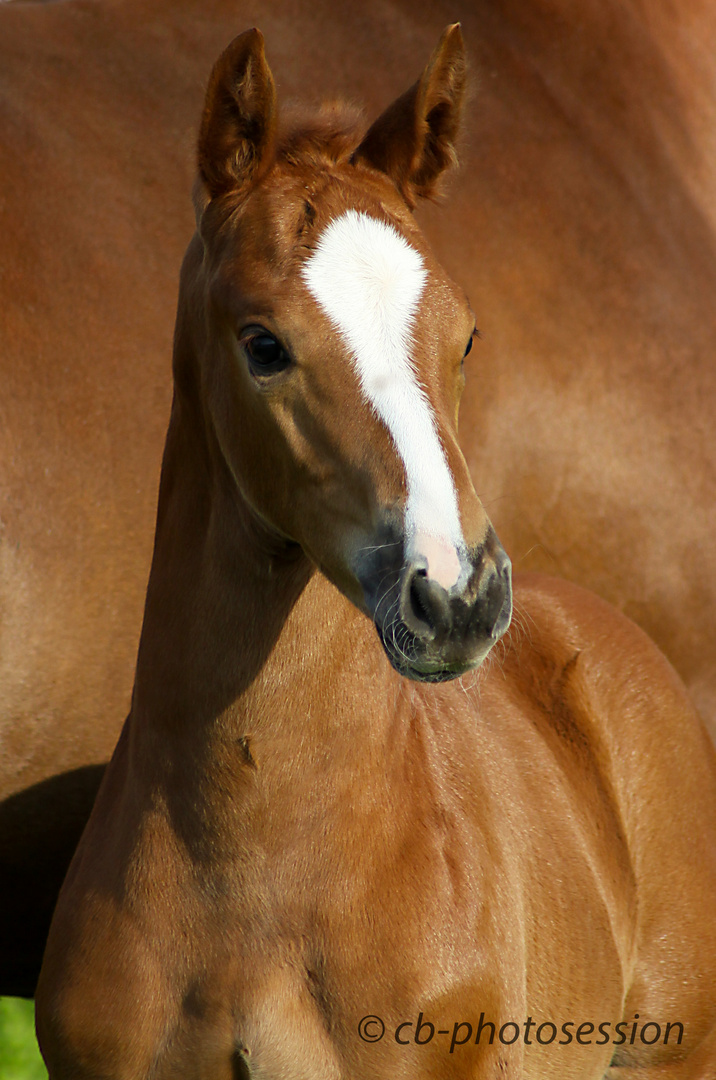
(301, 210, 465, 589)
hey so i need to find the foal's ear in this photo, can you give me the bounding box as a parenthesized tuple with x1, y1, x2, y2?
(197, 28, 277, 202)
(352, 24, 466, 208)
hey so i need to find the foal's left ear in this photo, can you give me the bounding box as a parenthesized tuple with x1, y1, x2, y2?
(197, 28, 277, 202)
(352, 24, 467, 208)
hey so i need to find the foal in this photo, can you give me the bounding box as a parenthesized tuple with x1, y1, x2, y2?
(36, 26, 716, 1080)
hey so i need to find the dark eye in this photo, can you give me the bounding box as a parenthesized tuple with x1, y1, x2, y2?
(242, 329, 291, 376)
(464, 331, 475, 358)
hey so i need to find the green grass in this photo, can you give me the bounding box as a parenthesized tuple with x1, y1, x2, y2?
(0, 999, 47, 1080)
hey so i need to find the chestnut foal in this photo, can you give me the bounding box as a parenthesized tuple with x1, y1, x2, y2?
(36, 27, 716, 1080)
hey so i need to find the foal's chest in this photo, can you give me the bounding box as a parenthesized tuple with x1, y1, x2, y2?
(148, 796, 624, 1080)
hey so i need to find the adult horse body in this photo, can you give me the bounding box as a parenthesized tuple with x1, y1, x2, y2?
(3, 0, 716, 997)
(35, 29, 716, 1080)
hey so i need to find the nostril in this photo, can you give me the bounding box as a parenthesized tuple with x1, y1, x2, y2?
(463, 544, 512, 644)
(498, 550, 512, 585)
(402, 566, 450, 642)
(409, 569, 432, 628)
(489, 556, 512, 639)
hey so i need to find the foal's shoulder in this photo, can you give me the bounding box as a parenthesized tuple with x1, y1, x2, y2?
(510, 572, 681, 681)
(502, 573, 712, 758)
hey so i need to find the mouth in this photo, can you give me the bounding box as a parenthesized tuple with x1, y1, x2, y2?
(374, 615, 499, 683)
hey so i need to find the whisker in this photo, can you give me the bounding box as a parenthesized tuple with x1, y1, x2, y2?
(355, 540, 403, 556)
(516, 543, 555, 566)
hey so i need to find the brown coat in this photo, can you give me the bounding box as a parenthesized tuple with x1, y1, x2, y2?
(35, 27, 716, 1079)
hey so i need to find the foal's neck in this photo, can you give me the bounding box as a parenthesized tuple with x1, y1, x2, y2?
(129, 392, 385, 760)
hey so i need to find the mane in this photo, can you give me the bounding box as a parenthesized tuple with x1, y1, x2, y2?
(276, 101, 368, 169)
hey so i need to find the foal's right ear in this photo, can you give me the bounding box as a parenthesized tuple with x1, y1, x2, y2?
(352, 24, 467, 208)
(196, 28, 277, 203)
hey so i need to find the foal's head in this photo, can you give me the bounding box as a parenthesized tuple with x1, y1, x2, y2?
(188, 26, 511, 681)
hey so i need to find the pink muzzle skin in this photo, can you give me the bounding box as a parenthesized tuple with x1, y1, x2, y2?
(412, 532, 463, 591)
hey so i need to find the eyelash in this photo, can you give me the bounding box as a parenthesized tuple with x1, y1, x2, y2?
(464, 328, 479, 359)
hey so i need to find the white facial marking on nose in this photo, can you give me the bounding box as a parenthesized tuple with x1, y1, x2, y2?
(414, 533, 463, 591)
(301, 210, 465, 588)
